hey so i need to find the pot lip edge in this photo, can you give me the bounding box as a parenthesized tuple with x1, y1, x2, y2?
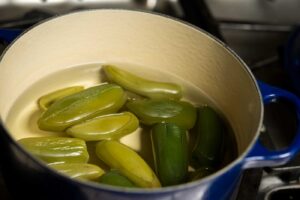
(0, 8, 264, 193)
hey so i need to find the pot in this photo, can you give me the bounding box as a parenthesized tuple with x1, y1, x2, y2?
(0, 10, 300, 200)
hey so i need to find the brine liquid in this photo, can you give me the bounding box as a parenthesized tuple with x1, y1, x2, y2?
(5, 63, 237, 170)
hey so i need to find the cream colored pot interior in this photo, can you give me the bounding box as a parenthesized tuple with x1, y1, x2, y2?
(0, 10, 262, 156)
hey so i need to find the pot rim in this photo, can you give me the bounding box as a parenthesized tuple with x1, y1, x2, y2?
(0, 8, 264, 194)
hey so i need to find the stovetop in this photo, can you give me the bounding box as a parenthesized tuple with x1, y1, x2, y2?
(1, 1, 300, 200)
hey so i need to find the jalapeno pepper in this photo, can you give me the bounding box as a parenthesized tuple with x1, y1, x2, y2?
(103, 65, 182, 100)
(66, 112, 139, 141)
(38, 83, 127, 131)
(192, 106, 224, 168)
(38, 86, 84, 111)
(18, 136, 89, 164)
(49, 163, 104, 180)
(95, 140, 161, 188)
(151, 123, 188, 186)
(99, 170, 136, 188)
(126, 99, 196, 129)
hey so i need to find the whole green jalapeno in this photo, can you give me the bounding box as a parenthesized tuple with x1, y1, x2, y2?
(126, 99, 196, 129)
(38, 83, 127, 132)
(103, 65, 182, 100)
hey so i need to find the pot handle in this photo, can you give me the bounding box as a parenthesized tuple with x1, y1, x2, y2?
(243, 81, 300, 169)
(0, 29, 23, 44)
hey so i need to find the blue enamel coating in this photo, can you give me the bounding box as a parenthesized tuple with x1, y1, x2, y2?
(244, 81, 300, 169)
(0, 29, 23, 43)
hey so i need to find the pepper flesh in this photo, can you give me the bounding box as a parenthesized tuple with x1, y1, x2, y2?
(126, 99, 196, 129)
(151, 123, 188, 186)
(66, 112, 139, 141)
(18, 136, 89, 164)
(38, 86, 84, 111)
(103, 65, 182, 100)
(49, 163, 104, 180)
(38, 83, 127, 132)
(95, 140, 161, 188)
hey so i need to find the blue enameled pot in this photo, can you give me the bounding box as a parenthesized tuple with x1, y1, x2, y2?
(0, 10, 300, 200)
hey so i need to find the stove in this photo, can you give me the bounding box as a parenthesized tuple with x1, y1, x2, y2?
(1, 1, 300, 200)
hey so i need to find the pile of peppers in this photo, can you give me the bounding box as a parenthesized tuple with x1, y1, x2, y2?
(18, 65, 226, 188)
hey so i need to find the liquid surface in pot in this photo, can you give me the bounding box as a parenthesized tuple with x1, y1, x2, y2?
(5, 63, 237, 172)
